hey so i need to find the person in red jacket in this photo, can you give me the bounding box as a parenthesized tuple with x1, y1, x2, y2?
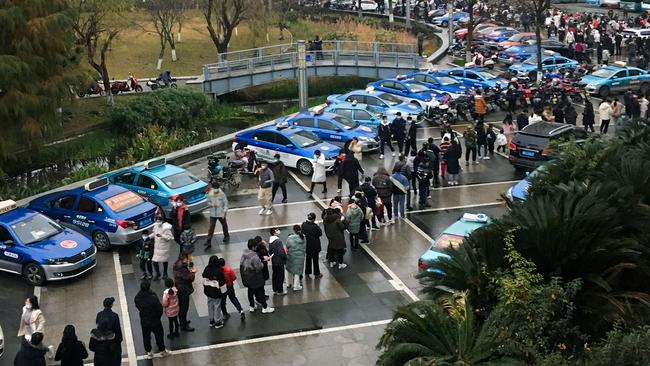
(219, 257, 245, 321)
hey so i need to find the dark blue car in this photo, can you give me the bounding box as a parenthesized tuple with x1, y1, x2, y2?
(443, 67, 509, 90)
(407, 71, 474, 97)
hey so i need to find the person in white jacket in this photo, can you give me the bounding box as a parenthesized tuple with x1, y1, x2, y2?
(152, 214, 174, 280)
(18, 296, 45, 341)
(309, 150, 327, 195)
(599, 99, 613, 135)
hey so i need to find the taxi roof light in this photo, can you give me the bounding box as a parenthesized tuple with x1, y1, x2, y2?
(464, 62, 476, 68)
(0, 200, 17, 215)
(427, 68, 439, 74)
(396, 74, 407, 80)
(365, 86, 375, 93)
(613, 61, 627, 67)
(312, 104, 326, 115)
(543, 50, 556, 56)
(462, 213, 489, 223)
(84, 177, 110, 191)
(275, 121, 290, 129)
(144, 157, 166, 170)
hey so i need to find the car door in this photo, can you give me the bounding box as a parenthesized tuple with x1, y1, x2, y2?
(364, 96, 388, 110)
(291, 117, 316, 134)
(52, 194, 79, 226)
(0, 225, 22, 274)
(610, 70, 629, 92)
(353, 109, 375, 125)
(111, 171, 138, 191)
(315, 118, 346, 142)
(71, 195, 104, 236)
(134, 173, 164, 206)
(391, 82, 410, 97)
(335, 108, 355, 122)
(271, 133, 297, 164)
(464, 71, 484, 88)
(542, 58, 556, 72)
(627, 69, 643, 90)
(250, 131, 279, 161)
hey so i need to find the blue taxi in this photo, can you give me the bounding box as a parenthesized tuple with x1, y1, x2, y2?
(366, 78, 443, 110)
(505, 163, 551, 203)
(276, 108, 378, 151)
(509, 51, 579, 79)
(323, 101, 382, 126)
(578, 62, 650, 97)
(0, 200, 96, 285)
(105, 158, 209, 219)
(431, 11, 469, 27)
(407, 71, 473, 97)
(28, 178, 157, 251)
(233, 124, 341, 176)
(418, 213, 490, 273)
(443, 65, 509, 90)
(327, 89, 424, 121)
(483, 28, 519, 46)
(497, 44, 537, 64)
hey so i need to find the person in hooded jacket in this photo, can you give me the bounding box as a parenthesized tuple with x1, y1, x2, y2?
(345, 198, 364, 251)
(14, 332, 47, 366)
(202, 255, 226, 329)
(89, 320, 122, 366)
(341, 153, 364, 194)
(302, 213, 323, 278)
(353, 190, 370, 243)
(323, 208, 347, 269)
(94, 297, 121, 360)
(378, 116, 395, 159)
(268, 228, 288, 295)
(54, 325, 88, 366)
(372, 168, 393, 225)
(445, 139, 463, 186)
(360, 177, 380, 230)
(170, 196, 191, 244)
(564, 104, 578, 125)
(205, 181, 229, 248)
(286, 225, 307, 290)
(134, 280, 168, 359)
(582, 99, 595, 132)
(240, 239, 274, 313)
(173, 253, 196, 332)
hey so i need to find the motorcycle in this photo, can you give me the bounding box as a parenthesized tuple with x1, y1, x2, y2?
(147, 78, 177, 90)
(111, 76, 143, 94)
(77, 81, 105, 97)
(207, 152, 244, 191)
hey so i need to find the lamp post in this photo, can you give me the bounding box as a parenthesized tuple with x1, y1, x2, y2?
(297, 40, 308, 112)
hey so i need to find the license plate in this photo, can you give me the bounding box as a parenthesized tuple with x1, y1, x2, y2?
(139, 218, 153, 228)
(521, 149, 536, 157)
(81, 257, 93, 267)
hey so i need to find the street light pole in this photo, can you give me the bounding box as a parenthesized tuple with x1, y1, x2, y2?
(448, 2, 453, 47)
(406, 0, 411, 28)
(297, 40, 308, 112)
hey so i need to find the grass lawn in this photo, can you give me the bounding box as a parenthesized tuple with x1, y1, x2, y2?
(106, 10, 436, 77)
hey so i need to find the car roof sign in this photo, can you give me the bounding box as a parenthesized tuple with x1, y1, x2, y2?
(464, 62, 476, 68)
(0, 200, 17, 215)
(84, 177, 110, 191)
(613, 61, 627, 67)
(366, 86, 375, 92)
(144, 157, 166, 170)
(462, 213, 488, 223)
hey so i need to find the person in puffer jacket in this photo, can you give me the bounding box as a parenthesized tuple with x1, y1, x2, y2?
(240, 239, 274, 314)
(372, 167, 393, 225)
(202, 255, 226, 328)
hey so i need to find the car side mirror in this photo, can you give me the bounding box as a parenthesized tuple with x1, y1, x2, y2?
(3, 240, 14, 246)
(335, 128, 343, 132)
(286, 144, 295, 149)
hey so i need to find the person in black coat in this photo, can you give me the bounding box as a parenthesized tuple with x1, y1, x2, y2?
(170, 197, 191, 244)
(89, 321, 121, 366)
(378, 116, 394, 158)
(301, 213, 323, 277)
(55, 325, 88, 366)
(340, 153, 364, 194)
(14, 333, 47, 366)
(134, 280, 168, 358)
(270, 154, 288, 203)
(360, 177, 380, 229)
(475, 121, 488, 159)
(553, 104, 564, 124)
(404, 117, 418, 157)
(564, 104, 578, 125)
(444, 140, 462, 186)
(94, 297, 122, 358)
(516, 109, 529, 131)
(392, 113, 407, 154)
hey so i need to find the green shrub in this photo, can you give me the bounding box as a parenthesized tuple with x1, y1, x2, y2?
(60, 162, 110, 186)
(322, 32, 358, 41)
(124, 124, 198, 164)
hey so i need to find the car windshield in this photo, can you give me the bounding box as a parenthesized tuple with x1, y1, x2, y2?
(161, 172, 199, 189)
(431, 234, 465, 252)
(405, 81, 430, 92)
(289, 130, 320, 147)
(11, 213, 63, 245)
(523, 56, 539, 65)
(377, 93, 402, 106)
(103, 191, 144, 213)
(591, 68, 617, 78)
(476, 71, 497, 80)
(332, 116, 360, 130)
(436, 76, 459, 86)
(508, 34, 524, 42)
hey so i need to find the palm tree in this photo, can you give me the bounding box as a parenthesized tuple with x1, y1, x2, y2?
(377, 292, 523, 366)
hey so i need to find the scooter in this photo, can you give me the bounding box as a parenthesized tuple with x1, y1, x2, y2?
(207, 152, 244, 191)
(77, 81, 105, 97)
(111, 76, 143, 94)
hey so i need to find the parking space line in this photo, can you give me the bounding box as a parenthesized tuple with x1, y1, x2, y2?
(407, 201, 502, 215)
(113, 251, 137, 366)
(201, 199, 323, 214)
(194, 221, 323, 237)
(434, 180, 518, 190)
(135, 318, 391, 360)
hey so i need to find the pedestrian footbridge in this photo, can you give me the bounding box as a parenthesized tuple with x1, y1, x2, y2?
(202, 41, 427, 96)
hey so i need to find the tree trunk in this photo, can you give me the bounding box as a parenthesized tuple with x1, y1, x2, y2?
(466, 4, 474, 62)
(157, 34, 166, 70)
(100, 65, 113, 106)
(535, 12, 543, 82)
(358, 0, 362, 17)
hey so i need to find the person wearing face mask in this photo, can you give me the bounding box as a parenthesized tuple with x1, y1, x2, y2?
(173, 253, 196, 332)
(256, 161, 275, 216)
(285, 225, 306, 291)
(137, 229, 154, 280)
(152, 213, 174, 280)
(205, 181, 229, 249)
(18, 296, 46, 342)
(378, 115, 395, 159)
(170, 196, 190, 245)
(268, 227, 288, 295)
(309, 150, 327, 195)
(270, 154, 289, 203)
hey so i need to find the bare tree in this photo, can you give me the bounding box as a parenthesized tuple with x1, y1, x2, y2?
(521, 0, 548, 80)
(144, 0, 184, 70)
(464, 0, 489, 62)
(203, 0, 248, 57)
(72, 0, 119, 106)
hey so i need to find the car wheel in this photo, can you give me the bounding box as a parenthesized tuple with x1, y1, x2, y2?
(441, 20, 448, 27)
(640, 82, 649, 95)
(297, 159, 313, 176)
(23, 263, 45, 286)
(93, 231, 111, 251)
(599, 86, 610, 98)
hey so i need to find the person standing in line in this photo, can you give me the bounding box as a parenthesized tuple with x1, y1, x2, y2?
(137, 230, 154, 280)
(438, 136, 451, 178)
(599, 99, 613, 134)
(302, 212, 323, 278)
(392, 112, 407, 154)
(94, 297, 121, 363)
(54, 325, 88, 366)
(516, 109, 529, 131)
(286, 225, 306, 290)
(404, 116, 418, 157)
(353, 191, 370, 244)
(152, 214, 173, 280)
(173, 253, 196, 332)
(18, 296, 45, 343)
(393, 155, 413, 211)
(240, 239, 275, 313)
(161, 278, 180, 339)
(14, 332, 47, 366)
(205, 181, 229, 249)
(268, 228, 288, 295)
(219, 257, 246, 321)
(445, 139, 463, 186)
(360, 177, 380, 230)
(270, 154, 289, 203)
(133, 280, 169, 359)
(88, 321, 121, 366)
(341, 153, 364, 195)
(323, 208, 348, 269)
(564, 104, 578, 125)
(463, 125, 478, 165)
(414, 150, 431, 209)
(256, 161, 274, 216)
(347, 137, 363, 161)
(475, 121, 489, 160)
(170, 196, 190, 245)
(426, 138, 441, 187)
(253, 236, 270, 285)
(582, 99, 595, 132)
(486, 123, 497, 156)
(390, 169, 409, 220)
(345, 198, 363, 251)
(474, 90, 487, 122)
(309, 150, 328, 195)
(372, 167, 394, 225)
(331, 150, 345, 194)
(202, 255, 225, 329)
(178, 226, 196, 266)
(378, 116, 395, 159)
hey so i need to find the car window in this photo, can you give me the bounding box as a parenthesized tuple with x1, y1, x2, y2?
(335, 108, 354, 120)
(0, 226, 14, 243)
(465, 72, 480, 80)
(137, 175, 158, 190)
(319, 120, 337, 130)
(425, 75, 438, 84)
(554, 58, 567, 64)
(288, 130, 320, 147)
(292, 118, 315, 128)
(355, 110, 372, 120)
(161, 172, 199, 189)
(55, 195, 76, 210)
(412, 74, 426, 82)
(11, 213, 63, 245)
(274, 133, 291, 146)
(114, 172, 136, 185)
(642, 31, 650, 36)
(448, 70, 464, 77)
(572, 128, 588, 139)
(380, 81, 395, 89)
(543, 58, 555, 65)
(365, 96, 383, 106)
(628, 69, 641, 77)
(392, 82, 407, 91)
(77, 197, 99, 213)
(345, 95, 365, 104)
(613, 70, 627, 79)
(252, 131, 276, 143)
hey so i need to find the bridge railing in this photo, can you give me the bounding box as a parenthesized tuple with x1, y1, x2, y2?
(204, 49, 420, 81)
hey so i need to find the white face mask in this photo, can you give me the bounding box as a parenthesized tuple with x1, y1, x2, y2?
(25, 304, 32, 310)
(142, 235, 148, 241)
(274, 230, 281, 236)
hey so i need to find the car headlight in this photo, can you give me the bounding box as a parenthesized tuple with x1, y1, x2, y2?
(358, 136, 371, 142)
(386, 109, 399, 115)
(424, 97, 431, 102)
(48, 258, 67, 265)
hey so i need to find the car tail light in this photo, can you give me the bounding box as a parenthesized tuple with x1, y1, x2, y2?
(204, 186, 211, 193)
(508, 142, 517, 151)
(116, 220, 136, 229)
(418, 259, 429, 270)
(325, 101, 331, 106)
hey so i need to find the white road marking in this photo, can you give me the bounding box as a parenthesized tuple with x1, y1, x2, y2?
(113, 251, 137, 366)
(433, 180, 518, 190)
(289, 171, 312, 192)
(33, 285, 41, 299)
(406, 201, 502, 215)
(201, 199, 325, 214)
(135, 319, 391, 360)
(402, 218, 434, 243)
(195, 221, 323, 237)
